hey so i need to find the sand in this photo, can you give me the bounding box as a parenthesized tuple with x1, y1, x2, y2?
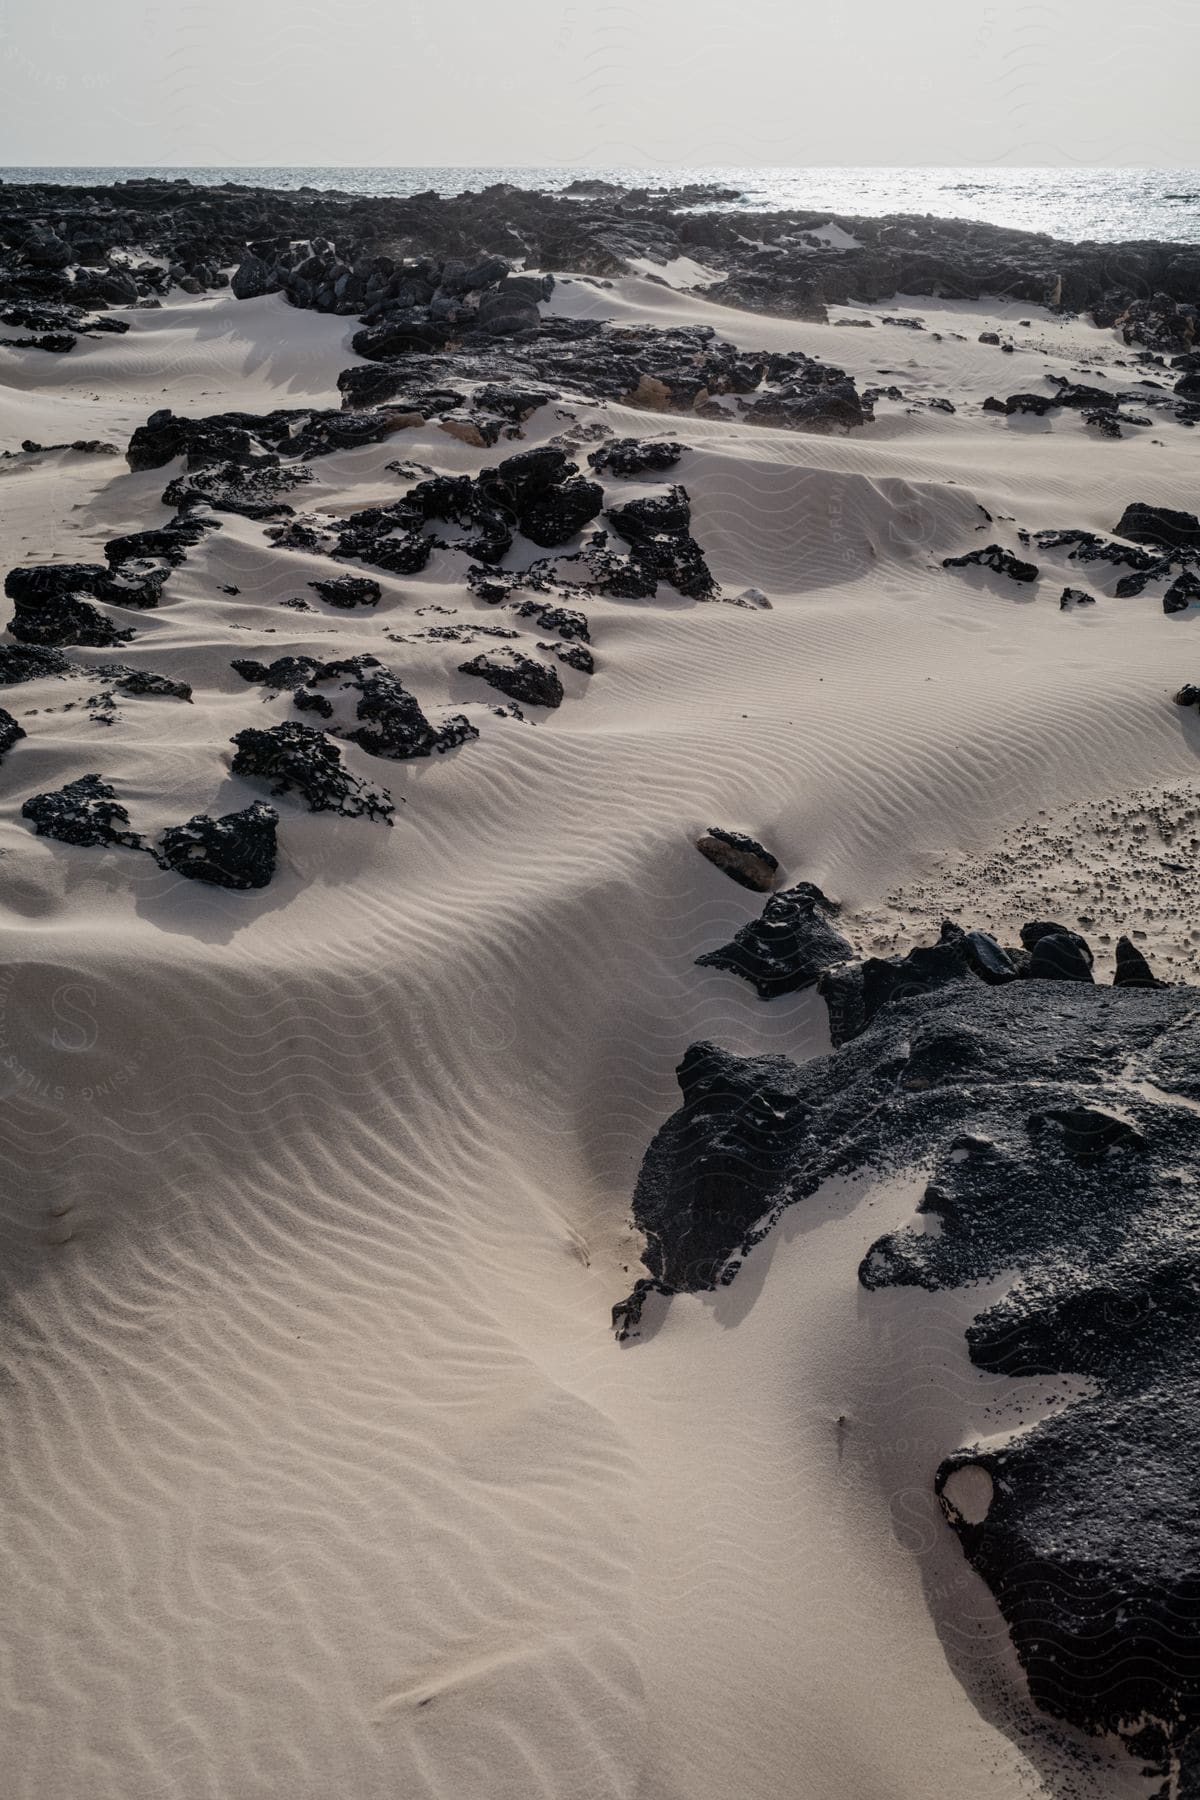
(0, 272, 1187, 1799)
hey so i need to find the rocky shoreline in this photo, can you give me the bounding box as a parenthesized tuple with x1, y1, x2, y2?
(5, 176, 1200, 1798)
(3, 174, 1200, 355)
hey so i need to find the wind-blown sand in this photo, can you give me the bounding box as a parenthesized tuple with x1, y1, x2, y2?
(2, 269, 1191, 1799)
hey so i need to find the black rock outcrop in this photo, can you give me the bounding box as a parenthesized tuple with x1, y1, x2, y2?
(307, 575, 381, 608)
(0, 643, 71, 683)
(230, 722, 394, 823)
(603, 486, 717, 600)
(1114, 502, 1200, 552)
(696, 881, 852, 998)
(458, 649, 564, 709)
(155, 802, 278, 890)
(21, 774, 145, 849)
(588, 438, 685, 477)
(942, 544, 1039, 584)
(0, 708, 26, 759)
(1113, 934, 1167, 987)
(618, 927, 1200, 1780)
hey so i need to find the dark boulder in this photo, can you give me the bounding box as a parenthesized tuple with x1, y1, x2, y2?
(519, 476, 605, 547)
(155, 802, 278, 890)
(1114, 502, 1200, 552)
(588, 438, 685, 477)
(696, 881, 853, 999)
(0, 643, 71, 683)
(1020, 919, 1094, 982)
(0, 708, 26, 759)
(476, 274, 549, 336)
(22, 773, 145, 849)
(819, 933, 975, 1046)
(1003, 392, 1059, 416)
(1113, 935, 1167, 988)
(512, 601, 589, 641)
(603, 484, 717, 600)
(105, 667, 192, 702)
(943, 544, 1039, 584)
(104, 515, 218, 568)
(230, 254, 280, 300)
(458, 649, 564, 709)
(230, 721, 394, 823)
(696, 827, 780, 893)
(342, 667, 478, 758)
(125, 408, 190, 469)
(308, 575, 381, 608)
(232, 654, 320, 690)
(618, 964, 1200, 1778)
(1054, 383, 1119, 410)
(4, 562, 164, 609)
(6, 583, 133, 648)
(1164, 571, 1200, 613)
(162, 461, 312, 520)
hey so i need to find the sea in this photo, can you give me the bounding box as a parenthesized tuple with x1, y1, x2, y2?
(1, 167, 1199, 246)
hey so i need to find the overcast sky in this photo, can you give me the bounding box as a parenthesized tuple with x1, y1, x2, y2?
(1, 0, 1196, 167)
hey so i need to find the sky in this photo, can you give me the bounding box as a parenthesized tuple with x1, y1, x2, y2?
(0, 0, 1197, 168)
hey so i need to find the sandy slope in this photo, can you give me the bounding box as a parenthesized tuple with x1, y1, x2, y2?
(0, 275, 1188, 1799)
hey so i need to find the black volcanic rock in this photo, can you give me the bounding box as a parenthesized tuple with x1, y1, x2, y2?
(1020, 918, 1094, 981)
(604, 484, 717, 600)
(512, 601, 589, 641)
(476, 446, 603, 547)
(162, 460, 312, 520)
(155, 802, 278, 889)
(1055, 382, 1119, 410)
(696, 881, 853, 999)
(232, 654, 321, 690)
(0, 707, 26, 759)
(614, 961, 1200, 1779)
(229, 253, 279, 300)
(1003, 391, 1058, 416)
(696, 827, 780, 893)
(230, 721, 394, 823)
(476, 273, 549, 336)
(1114, 502, 1200, 552)
(588, 438, 685, 477)
(342, 666, 477, 758)
(127, 405, 416, 476)
(1114, 935, 1167, 988)
(237, 653, 475, 759)
(458, 649, 564, 709)
(5, 580, 133, 648)
(819, 932, 979, 1045)
(0, 643, 71, 683)
(1164, 571, 1200, 612)
(4, 562, 165, 610)
(322, 448, 602, 574)
(6, 178, 1200, 359)
(22, 773, 145, 849)
(517, 475, 605, 548)
(307, 575, 381, 608)
(942, 544, 1039, 583)
(104, 514, 219, 569)
(98, 664, 193, 702)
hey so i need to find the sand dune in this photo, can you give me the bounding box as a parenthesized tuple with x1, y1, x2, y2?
(1, 272, 1191, 1799)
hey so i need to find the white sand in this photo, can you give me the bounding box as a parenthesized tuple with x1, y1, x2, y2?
(0, 277, 1183, 1799)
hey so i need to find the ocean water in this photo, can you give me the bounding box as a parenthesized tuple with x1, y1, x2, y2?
(2, 167, 1199, 246)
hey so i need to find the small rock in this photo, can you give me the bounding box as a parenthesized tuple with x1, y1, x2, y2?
(696, 827, 780, 893)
